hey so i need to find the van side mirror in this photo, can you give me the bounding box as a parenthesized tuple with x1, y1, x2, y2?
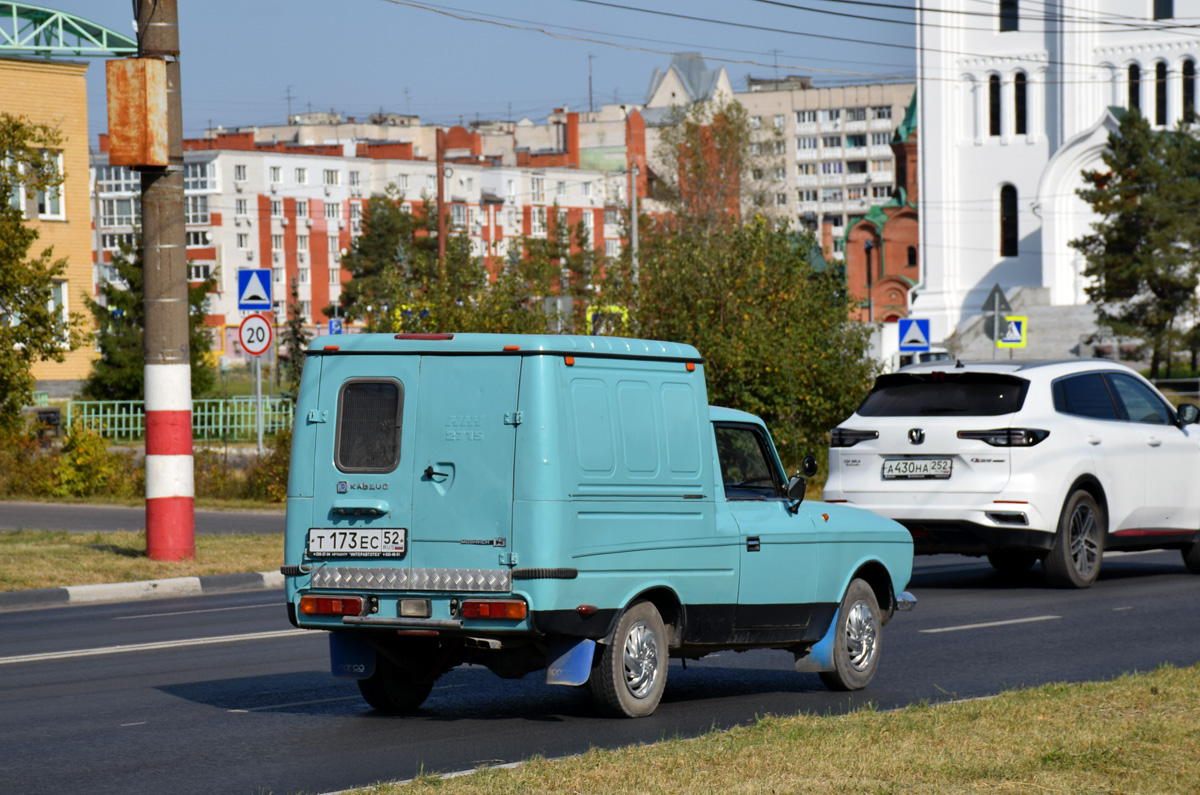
(801, 454, 818, 478)
(1178, 403, 1200, 425)
(785, 456, 819, 514)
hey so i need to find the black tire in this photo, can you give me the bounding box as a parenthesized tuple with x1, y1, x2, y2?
(819, 578, 881, 692)
(987, 549, 1039, 576)
(356, 652, 435, 712)
(1044, 490, 1104, 588)
(1182, 537, 1200, 574)
(590, 600, 667, 718)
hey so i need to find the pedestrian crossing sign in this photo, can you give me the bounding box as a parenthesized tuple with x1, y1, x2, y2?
(997, 316, 1027, 348)
(898, 318, 931, 352)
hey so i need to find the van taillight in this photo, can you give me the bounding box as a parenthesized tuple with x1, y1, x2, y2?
(957, 428, 1049, 447)
(299, 596, 364, 616)
(461, 600, 527, 620)
(830, 428, 879, 447)
(394, 333, 454, 340)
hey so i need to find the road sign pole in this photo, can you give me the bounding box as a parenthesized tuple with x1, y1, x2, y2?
(255, 355, 263, 455)
(993, 298, 999, 360)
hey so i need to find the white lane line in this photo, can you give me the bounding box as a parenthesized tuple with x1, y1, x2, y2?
(114, 603, 278, 620)
(229, 696, 363, 713)
(0, 629, 313, 666)
(120, 722, 147, 727)
(920, 615, 1061, 634)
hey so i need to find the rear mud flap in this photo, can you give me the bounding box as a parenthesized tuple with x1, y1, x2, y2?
(330, 632, 376, 679)
(545, 637, 596, 686)
(793, 609, 837, 673)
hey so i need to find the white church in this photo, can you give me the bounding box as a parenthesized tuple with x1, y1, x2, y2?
(915, 0, 1199, 354)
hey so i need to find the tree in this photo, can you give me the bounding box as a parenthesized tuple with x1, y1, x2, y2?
(280, 277, 310, 402)
(335, 185, 428, 321)
(0, 114, 83, 431)
(630, 216, 874, 465)
(81, 242, 216, 400)
(1071, 110, 1200, 378)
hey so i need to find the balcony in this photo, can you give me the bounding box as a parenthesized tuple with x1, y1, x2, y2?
(821, 146, 844, 159)
(870, 118, 894, 131)
(795, 175, 819, 187)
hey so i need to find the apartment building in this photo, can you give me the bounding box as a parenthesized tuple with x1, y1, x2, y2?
(92, 126, 625, 361)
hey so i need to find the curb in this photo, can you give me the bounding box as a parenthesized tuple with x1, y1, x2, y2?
(0, 571, 284, 612)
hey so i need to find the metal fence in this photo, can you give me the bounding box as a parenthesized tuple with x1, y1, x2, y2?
(65, 398, 294, 442)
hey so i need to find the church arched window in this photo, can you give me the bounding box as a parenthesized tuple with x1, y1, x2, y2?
(1014, 72, 1028, 135)
(1128, 63, 1141, 112)
(1183, 58, 1195, 124)
(1000, 185, 1018, 257)
(1155, 62, 1168, 126)
(989, 74, 1002, 136)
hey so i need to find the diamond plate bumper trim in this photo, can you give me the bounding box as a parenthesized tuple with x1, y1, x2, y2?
(311, 567, 512, 593)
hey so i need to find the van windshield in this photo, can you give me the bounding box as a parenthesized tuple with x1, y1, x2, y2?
(857, 372, 1029, 417)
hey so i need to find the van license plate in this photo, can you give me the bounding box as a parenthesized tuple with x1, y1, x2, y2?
(307, 528, 407, 557)
(882, 459, 952, 479)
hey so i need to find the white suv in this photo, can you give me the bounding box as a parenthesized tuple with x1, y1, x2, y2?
(824, 360, 1200, 588)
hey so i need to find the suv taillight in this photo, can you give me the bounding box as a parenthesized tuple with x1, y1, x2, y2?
(830, 428, 879, 448)
(957, 428, 1049, 447)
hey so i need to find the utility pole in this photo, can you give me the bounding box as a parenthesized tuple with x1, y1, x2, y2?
(137, 0, 194, 561)
(621, 105, 639, 285)
(588, 54, 595, 113)
(436, 128, 447, 264)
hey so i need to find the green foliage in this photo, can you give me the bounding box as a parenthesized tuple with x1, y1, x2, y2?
(281, 278, 311, 402)
(1072, 110, 1200, 379)
(630, 216, 874, 467)
(53, 421, 142, 498)
(243, 427, 292, 503)
(81, 241, 216, 400)
(0, 423, 59, 496)
(0, 113, 84, 432)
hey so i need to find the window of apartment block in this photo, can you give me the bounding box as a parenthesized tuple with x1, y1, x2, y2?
(330, 265, 341, 284)
(101, 197, 140, 226)
(773, 114, 785, 130)
(604, 208, 619, 226)
(188, 263, 211, 281)
(871, 132, 891, 146)
(299, 268, 309, 284)
(822, 188, 843, 202)
(583, 209, 594, 237)
(797, 136, 818, 151)
(823, 109, 841, 122)
(349, 170, 360, 187)
(847, 108, 867, 122)
(426, 174, 436, 190)
(605, 240, 619, 258)
(273, 266, 284, 283)
(184, 195, 209, 225)
(294, 167, 306, 184)
(451, 204, 466, 228)
(36, 152, 63, 218)
(271, 199, 283, 217)
(750, 142, 763, 156)
(506, 208, 516, 228)
(796, 110, 817, 123)
(235, 198, 248, 216)
(846, 134, 867, 148)
(185, 231, 208, 247)
(556, 181, 567, 198)
(325, 202, 340, 220)
(848, 187, 867, 200)
(350, 202, 361, 221)
(183, 162, 211, 190)
(825, 213, 844, 228)
(237, 233, 249, 249)
(531, 177, 544, 203)
(101, 233, 135, 250)
(822, 135, 842, 148)
(299, 300, 310, 317)
(798, 189, 818, 202)
(822, 161, 844, 175)
(773, 139, 786, 154)
(750, 116, 763, 129)
(872, 185, 891, 198)
(531, 206, 547, 236)
(328, 235, 340, 259)
(870, 159, 890, 172)
(96, 165, 139, 193)
(797, 163, 817, 175)
(323, 169, 340, 186)
(295, 199, 307, 218)
(507, 179, 516, 201)
(1000, 0, 1018, 31)
(752, 168, 764, 181)
(774, 166, 786, 180)
(582, 181, 592, 198)
(298, 235, 309, 252)
(775, 193, 787, 206)
(270, 166, 281, 183)
(847, 160, 868, 174)
(272, 234, 284, 251)
(871, 106, 892, 120)
(557, 208, 569, 231)
(397, 174, 409, 191)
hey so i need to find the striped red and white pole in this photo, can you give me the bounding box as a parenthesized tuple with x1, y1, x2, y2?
(145, 363, 194, 561)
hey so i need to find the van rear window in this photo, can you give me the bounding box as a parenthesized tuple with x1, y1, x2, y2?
(336, 380, 403, 472)
(857, 372, 1029, 417)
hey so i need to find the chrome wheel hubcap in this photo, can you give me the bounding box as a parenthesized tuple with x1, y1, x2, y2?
(1068, 503, 1100, 576)
(844, 600, 878, 672)
(622, 620, 660, 699)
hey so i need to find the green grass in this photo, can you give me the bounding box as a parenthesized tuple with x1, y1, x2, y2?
(348, 664, 1200, 794)
(0, 529, 282, 591)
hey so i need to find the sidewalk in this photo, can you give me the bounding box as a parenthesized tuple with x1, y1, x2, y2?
(0, 570, 284, 612)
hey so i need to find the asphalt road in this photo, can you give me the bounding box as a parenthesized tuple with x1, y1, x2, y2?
(0, 500, 283, 535)
(3, 550, 1197, 795)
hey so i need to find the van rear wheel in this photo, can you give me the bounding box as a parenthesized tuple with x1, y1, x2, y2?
(357, 653, 434, 712)
(590, 601, 667, 718)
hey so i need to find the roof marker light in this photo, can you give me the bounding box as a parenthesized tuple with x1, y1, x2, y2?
(394, 333, 454, 341)
(565, 356, 575, 366)
(323, 345, 340, 351)
(504, 345, 520, 351)
(686, 362, 696, 372)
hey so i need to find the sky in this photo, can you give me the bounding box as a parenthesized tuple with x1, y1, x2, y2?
(40, 0, 918, 145)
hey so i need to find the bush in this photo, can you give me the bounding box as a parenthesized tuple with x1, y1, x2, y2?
(242, 428, 291, 503)
(0, 423, 59, 496)
(53, 422, 142, 498)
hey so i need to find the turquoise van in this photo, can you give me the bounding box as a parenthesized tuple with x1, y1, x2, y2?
(282, 333, 914, 717)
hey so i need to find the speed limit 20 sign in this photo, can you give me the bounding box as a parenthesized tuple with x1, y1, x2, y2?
(238, 314, 273, 356)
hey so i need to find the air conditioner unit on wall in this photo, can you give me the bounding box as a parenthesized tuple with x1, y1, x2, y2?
(246, 250, 254, 260)
(281, 217, 289, 226)
(305, 217, 313, 227)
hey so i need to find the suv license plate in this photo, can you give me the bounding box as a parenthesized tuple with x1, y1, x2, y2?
(882, 459, 952, 479)
(307, 528, 407, 557)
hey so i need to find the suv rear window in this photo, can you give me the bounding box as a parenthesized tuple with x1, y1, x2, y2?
(857, 372, 1029, 417)
(336, 380, 403, 472)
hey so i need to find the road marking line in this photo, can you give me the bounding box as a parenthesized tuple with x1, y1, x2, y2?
(115, 603, 278, 620)
(229, 695, 363, 713)
(120, 722, 147, 727)
(919, 615, 1061, 634)
(0, 629, 313, 666)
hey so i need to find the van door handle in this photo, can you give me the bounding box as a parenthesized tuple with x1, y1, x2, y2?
(1085, 435, 1101, 446)
(424, 466, 450, 478)
(746, 537, 761, 552)
(1146, 436, 1162, 447)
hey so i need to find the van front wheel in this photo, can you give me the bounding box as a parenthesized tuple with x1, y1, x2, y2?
(819, 578, 881, 692)
(590, 601, 667, 718)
